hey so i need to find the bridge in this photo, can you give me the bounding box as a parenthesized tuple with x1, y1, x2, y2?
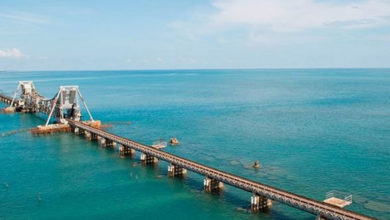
(0, 81, 377, 220)
(0, 93, 17, 106)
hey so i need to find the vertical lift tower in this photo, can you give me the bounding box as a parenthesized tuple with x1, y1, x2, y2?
(45, 85, 94, 125)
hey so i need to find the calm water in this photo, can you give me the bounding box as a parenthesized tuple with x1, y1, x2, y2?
(0, 69, 389, 220)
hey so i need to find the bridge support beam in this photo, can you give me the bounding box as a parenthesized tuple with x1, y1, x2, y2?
(105, 139, 116, 148)
(203, 176, 224, 192)
(315, 215, 329, 220)
(168, 164, 187, 177)
(73, 127, 85, 135)
(250, 193, 272, 212)
(90, 133, 98, 141)
(99, 137, 106, 147)
(140, 153, 158, 165)
(84, 131, 91, 140)
(119, 145, 135, 157)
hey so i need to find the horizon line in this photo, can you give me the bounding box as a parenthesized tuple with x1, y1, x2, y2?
(1, 67, 390, 72)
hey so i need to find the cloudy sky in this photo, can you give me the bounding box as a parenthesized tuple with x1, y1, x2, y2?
(1, 0, 390, 70)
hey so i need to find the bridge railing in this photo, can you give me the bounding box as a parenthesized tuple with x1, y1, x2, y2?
(326, 190, 353, 203)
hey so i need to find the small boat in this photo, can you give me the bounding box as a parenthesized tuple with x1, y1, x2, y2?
(151, 139, 167, 149)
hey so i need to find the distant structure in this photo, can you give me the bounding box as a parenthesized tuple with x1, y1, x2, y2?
(11, 81, 44, 112)
(3, 81, 43, 113)
(2, 81, 98, 134)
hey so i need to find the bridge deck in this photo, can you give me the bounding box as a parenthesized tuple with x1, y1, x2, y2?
(68, 120, 376, 220)
(0, 94, 13, 102)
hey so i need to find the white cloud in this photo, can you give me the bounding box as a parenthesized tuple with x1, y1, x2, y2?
(0, 48, 24, 58)
(210, 0, 390, 31)
(0, 11, 50, 24)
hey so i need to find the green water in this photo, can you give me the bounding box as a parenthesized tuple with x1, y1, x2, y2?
(0, 69, 389, 219)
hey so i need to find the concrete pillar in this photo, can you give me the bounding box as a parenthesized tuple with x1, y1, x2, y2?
(105, 139, 116, 148)
(250, 193, 272, 212)
(315, 215, 329, 220)
(79, 129, 85, 136)
(119, 145, 135, 157)
(203, 176, 224, 192)
(99, 137, 106, 147)
(74, 127, 79, 134)
(91, 133, 98, 141)
(84, 131, 91, 140)
(140, 153, 158, 164)
(168, 164, 187, 177)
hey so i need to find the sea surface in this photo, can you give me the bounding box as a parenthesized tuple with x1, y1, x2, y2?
(0, 69, 389, 220)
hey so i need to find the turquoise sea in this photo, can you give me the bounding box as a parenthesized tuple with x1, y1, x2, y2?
(0, 69, 389, 220)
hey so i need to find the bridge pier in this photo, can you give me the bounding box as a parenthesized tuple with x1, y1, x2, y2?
(250, 193, 272, 212)
(105, 139, 116, 148)
(168, 164, 187, 177)
(99, 137, 106, 147)
(315, 215, 329, 220)
(140, 153, 158, 165)
(90, 133, 98, 141)
(73, 127, 85, 136)
(84, 131, 91, 140)
(78, 128, 85, 136)
(203, 176, 224, 192)
(119, 145, 135, 157)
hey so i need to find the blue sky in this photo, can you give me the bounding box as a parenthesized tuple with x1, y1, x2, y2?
(1, 0, 390, 70)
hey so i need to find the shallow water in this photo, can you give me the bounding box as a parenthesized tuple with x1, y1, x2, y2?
(0, 69, 389, 219)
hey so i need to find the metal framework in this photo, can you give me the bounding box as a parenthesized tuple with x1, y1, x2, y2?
(44, 86, 94, 126)
(7, 81, 94, 126)
(9, 81, 46, 112)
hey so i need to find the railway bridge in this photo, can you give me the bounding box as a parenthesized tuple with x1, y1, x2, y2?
(68, 120, 375, 220)
(0, 93, 17, 106)
(0, 81, 377, 220)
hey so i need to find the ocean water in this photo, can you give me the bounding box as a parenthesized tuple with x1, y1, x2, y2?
(0, 69, 389, 220)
